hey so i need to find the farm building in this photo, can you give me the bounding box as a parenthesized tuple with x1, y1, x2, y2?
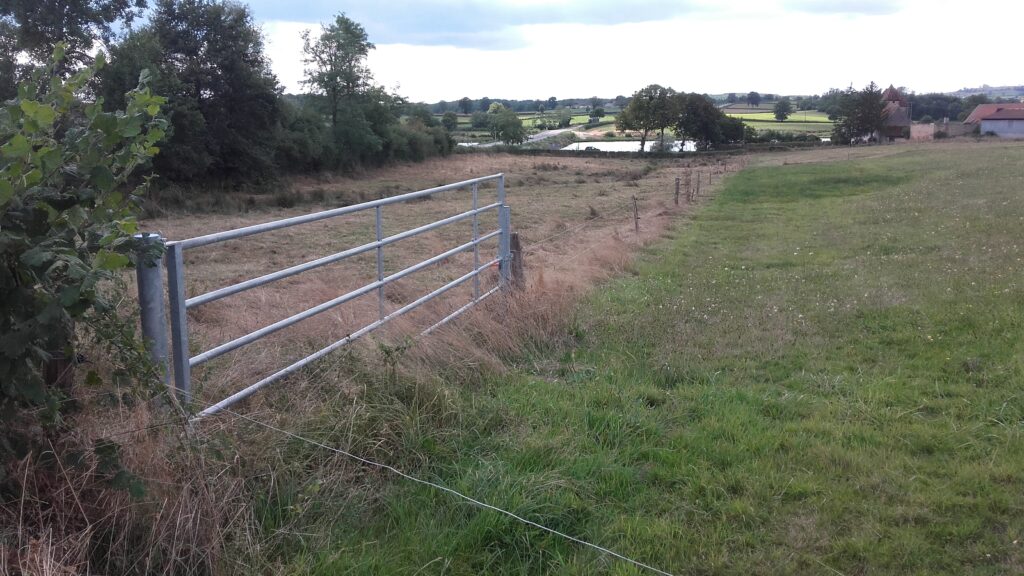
(979, 108, 1024, 138)
(963, 103, 1024, 125)
(877, 85, 910, 142)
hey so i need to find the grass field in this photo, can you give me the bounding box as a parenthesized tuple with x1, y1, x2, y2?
(727, 111, 832, 123)
(251, 142, 1024, 574)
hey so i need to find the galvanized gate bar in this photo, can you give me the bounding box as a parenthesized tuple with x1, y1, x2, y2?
(189, 229, 503, 368)
(422, 284, 501, 336)
(194, 257, 501, 419)
(185, 202, 502, 309)
(173, 174, 505, 251)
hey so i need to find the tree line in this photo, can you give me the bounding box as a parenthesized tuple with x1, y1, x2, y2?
(616, 85, 750, 151)
(1, 0, 454, 185)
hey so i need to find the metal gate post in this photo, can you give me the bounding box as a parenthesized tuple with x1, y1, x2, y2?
(134, 233, 169, 385)
(498, 205, 512, 287)
(165, 243, 191, 402)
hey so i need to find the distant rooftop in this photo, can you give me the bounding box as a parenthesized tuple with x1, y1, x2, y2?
(964, 103, 1024, 124)
(981, 108, 1024, 121)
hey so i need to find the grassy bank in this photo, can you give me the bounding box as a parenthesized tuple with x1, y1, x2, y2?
(254, 142, 1024, 575)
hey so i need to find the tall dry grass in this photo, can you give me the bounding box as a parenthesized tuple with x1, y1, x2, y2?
(2, 152, 740, 574)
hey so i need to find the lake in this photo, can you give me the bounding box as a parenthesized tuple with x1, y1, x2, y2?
(560, 140, 697, 152)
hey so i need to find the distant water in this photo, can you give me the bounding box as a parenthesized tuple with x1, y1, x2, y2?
(560, 140, 697, 152)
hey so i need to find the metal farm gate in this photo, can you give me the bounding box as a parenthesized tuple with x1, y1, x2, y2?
(135, 174, 513, 419)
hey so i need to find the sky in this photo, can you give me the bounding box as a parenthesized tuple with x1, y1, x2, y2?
(250, 0, 1024, 102)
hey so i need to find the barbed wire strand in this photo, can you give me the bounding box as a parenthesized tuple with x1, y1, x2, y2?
(206, 405, 676, 576)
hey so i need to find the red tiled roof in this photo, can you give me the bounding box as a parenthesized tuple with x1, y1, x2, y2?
(964, 103, 1024, 124)
(882, 85, 907, 105)
(982, 108, 1024, 120)
(882, 101, 910, 127)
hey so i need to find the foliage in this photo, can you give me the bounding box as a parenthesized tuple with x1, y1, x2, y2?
(470, 111, 489, 129)
(302, 12, 374, 131)
(675, 92, 725, 150)
(0, 45, 165, 466)
(746, 90, 761, 106)
(99, 0, 283, 181)
(0, 0, 146, 65)
(441, 111, 458, 131)
(830, 82, 885, 144)
(457, 97, 472, 114)
(488, 108, 525, 145)
(616, 84, 676, 151)
(773, 97, 793, 121)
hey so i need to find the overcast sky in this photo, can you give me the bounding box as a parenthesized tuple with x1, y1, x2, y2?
(250, 0, 1023, 102)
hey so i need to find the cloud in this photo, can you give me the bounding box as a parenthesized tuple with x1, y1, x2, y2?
(248, 0, 702, 48)
(782, 0, 904, 15)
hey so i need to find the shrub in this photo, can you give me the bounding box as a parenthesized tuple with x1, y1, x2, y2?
(0, 46, 166, 464)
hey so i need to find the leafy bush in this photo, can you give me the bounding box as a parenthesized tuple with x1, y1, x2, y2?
(0, 46, 166, 467)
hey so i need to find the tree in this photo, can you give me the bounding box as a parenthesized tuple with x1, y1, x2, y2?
(773, 97, 793, 121)
(719, 115, 747, 143)
(616, 84, 675, 151)
(457, 96, 472, 114)
(556, 106, 573, 128)
(592, 107, 606, 118)
(478, 96, 491, 112)
(441, 111, 458, 131)
(101, 0, 284, 181)
(489, 108, 525, 145)
(470, 111, 488, 129)
(830, 82, 885, 143)
(547, 96, 557, 109)
(726, 92, 737, 104)
(746, 91, 761, 107)
(1, 0, 146, 65)
(675, 92, 725, 150)
(302, 13, 374, 131)
(1, 45, 166, 458)
(589, 96, 601, 110)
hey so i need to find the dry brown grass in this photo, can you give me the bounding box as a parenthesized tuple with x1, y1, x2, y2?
(141, 152, 741, 411)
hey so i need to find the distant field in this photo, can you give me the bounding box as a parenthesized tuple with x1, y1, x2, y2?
(728, 111, 832, 123)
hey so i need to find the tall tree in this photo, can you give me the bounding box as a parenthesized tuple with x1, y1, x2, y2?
(617, 84, 675, 151)
(0, 0, 146, 65)
(478, 96, 492, 112)
(773, 97, 793, 121)
(675, 93, 726, 150)
(101, 0, 283, 181)
(457, 96, 472, 114)
(746, 91, 761, 107)
(726, 92, 737, 104)
(302, 13, 374, 131)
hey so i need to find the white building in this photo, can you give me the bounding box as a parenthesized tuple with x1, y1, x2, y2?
(980, 109, 1024, 138)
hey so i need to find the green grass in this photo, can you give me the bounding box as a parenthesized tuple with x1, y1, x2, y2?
(270, 143, 1024, 574)
(727, 111, 832, 123)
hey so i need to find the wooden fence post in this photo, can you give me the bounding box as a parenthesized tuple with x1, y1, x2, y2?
(674, 176, 680, 206)
(632, 196, 639, 234)
(510, 232, 524, 289)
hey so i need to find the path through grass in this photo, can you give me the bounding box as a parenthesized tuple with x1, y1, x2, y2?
(281, 143, 1024, 575)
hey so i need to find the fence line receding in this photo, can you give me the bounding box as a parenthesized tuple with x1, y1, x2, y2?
(135, 174, 513, 419)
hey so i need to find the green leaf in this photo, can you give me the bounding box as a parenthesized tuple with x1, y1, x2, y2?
(0, 180, 12, 206)
(90, 165, 115, 192)
(20, 100, 56, 128)
(94, 250, 130, 270)
(2, 134, 31, 159)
